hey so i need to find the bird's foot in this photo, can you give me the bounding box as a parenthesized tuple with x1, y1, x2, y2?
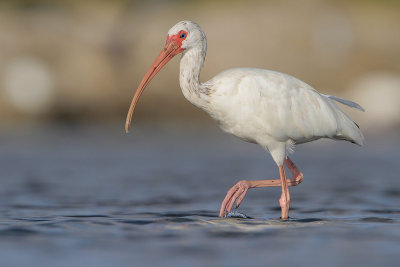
(219, 180, 251, 217)
(279, 191, 290, 220)
(288, 172, 304, 186)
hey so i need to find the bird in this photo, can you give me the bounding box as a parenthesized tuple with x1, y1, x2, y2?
(125, 20, 365, 220)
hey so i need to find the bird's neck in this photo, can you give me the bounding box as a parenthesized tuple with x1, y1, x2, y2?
(179, 46, 210, 109)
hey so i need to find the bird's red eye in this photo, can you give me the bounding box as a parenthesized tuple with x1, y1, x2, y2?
(179, 32, 187, 39)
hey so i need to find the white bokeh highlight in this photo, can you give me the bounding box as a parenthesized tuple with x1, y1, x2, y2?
(3, 57, 54, 115)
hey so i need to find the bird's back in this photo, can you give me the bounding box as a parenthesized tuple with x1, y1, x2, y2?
(205, 68, 365, 146)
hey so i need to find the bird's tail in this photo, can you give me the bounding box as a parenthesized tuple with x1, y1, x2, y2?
(326, 95, 365, 112)
(324, 94, 366, 146)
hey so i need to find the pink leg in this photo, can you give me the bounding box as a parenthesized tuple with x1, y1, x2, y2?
(218, 156, 303, 218)
(278, 165, 290, 220)
(284, 157, 303, 184)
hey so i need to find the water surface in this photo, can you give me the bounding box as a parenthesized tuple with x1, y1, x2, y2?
(0, 124, 399, 266)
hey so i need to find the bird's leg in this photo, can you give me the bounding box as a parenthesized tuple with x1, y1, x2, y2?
(284, 157, 304, 185)
(278, 165, 290, 220)
(218, 157, 303, 218)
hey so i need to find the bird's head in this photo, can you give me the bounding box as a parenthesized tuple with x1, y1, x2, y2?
(125, 20, 205, 132)
(167, 20, 206, 51)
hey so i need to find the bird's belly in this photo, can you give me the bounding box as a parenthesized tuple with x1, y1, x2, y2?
(209, 105, 326, 150)
(218, 120, 258, 143)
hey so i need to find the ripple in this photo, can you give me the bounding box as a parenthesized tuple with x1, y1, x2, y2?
(226, 211, 250, 219)
(364, 209, 400, 214)
(292, 218, 324, 223)
(359, 217, 394, 223)
(64, 215, 110, 218)
(0, 227, 38, 236)
(158, 210, 218, 218)
(163, 217, 195, 223)
(201, 217, 328, 232)
(120, 220, 153, 225)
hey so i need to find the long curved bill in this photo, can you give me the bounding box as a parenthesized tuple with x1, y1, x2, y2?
(125, 37, 184, 133)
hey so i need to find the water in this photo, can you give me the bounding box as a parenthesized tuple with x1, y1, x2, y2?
(0, 123, 399, 266)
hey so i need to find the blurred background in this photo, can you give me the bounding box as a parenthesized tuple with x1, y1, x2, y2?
(0, 0, 399, 132)
(1, 1, 400, 266)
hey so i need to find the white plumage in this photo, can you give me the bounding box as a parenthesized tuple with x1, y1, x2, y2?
(126, 20, 365, 219)
(204, 68, 364, 164)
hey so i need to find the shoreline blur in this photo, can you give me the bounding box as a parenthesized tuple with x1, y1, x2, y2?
(0, 0, 399, 133)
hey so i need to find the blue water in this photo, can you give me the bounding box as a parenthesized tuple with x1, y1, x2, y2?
(0, 123, 399, 266)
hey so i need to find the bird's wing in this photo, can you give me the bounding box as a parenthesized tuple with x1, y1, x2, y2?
(258, 73, 341, 143)
(207, 68, 364, 146)
(257, 72, 364, 145)
(239, 69, 362, 144)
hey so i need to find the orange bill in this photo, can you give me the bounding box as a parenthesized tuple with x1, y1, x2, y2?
(125, 36, 185, 132)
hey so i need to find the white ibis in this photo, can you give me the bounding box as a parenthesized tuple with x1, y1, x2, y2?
(125, 21, 365, 219)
